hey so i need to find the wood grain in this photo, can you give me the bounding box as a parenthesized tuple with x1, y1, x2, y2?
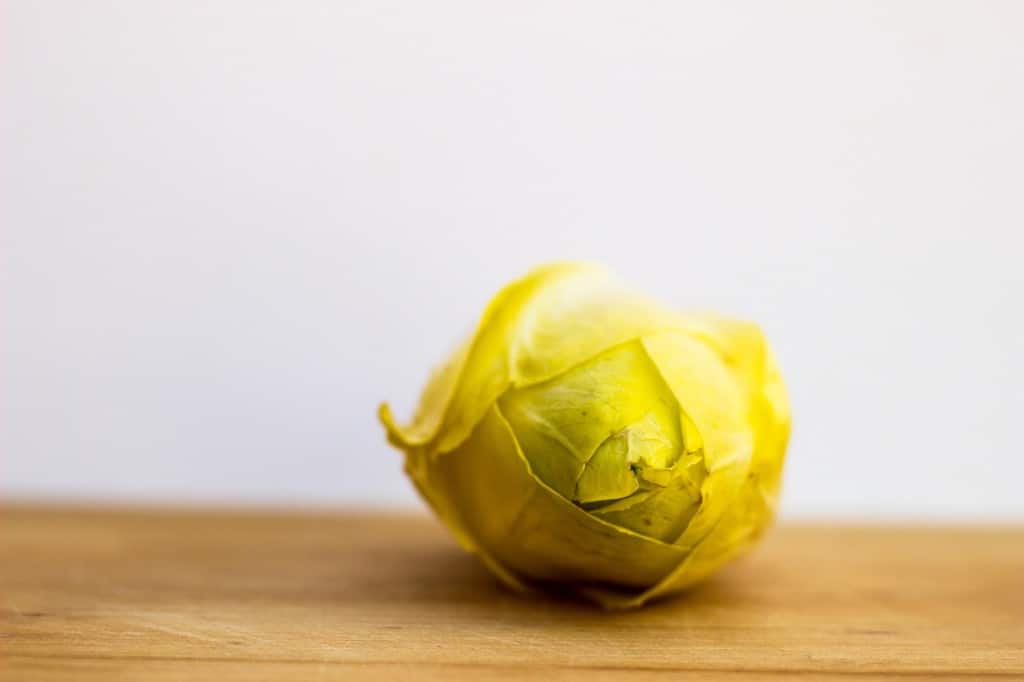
(1, 506, 1022, 680)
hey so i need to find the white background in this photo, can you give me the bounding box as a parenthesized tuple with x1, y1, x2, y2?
(3, 1, 1022, 520)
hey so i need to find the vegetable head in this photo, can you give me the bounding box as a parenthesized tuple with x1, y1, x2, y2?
(379, 262, 790, 608)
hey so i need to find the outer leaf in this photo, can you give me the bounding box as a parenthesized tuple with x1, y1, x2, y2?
(382, 262, 692, 457)
(583, 328, 789, 608)
(426, 404, 688, 590)
(380, 262, 575, 452)
(499, 340, 684, 504)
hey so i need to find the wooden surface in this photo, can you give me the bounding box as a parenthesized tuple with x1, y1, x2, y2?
(1, 506, 1022, 681)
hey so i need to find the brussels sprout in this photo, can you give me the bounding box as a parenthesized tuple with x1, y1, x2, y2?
(380, 263, 790, 608)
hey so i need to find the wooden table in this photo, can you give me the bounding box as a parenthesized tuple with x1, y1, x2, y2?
(1, 506, 1021, 681)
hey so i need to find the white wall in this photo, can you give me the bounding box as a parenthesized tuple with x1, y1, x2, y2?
(3, 1, 1022, 520)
